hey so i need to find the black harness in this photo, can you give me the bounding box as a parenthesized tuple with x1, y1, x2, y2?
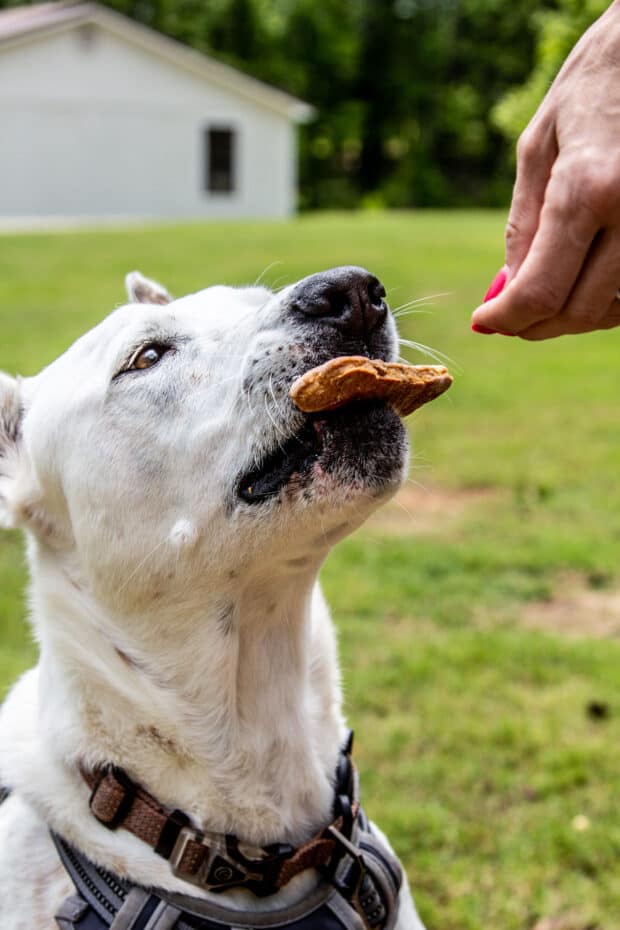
(1, 737, 403, 930)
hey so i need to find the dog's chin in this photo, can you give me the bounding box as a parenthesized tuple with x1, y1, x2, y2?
(237, 401, 407, 508)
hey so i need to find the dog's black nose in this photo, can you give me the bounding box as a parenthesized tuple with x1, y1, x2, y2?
(289, 266, 387, 337)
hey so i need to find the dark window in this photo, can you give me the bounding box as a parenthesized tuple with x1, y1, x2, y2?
(205, 128, 235, 193)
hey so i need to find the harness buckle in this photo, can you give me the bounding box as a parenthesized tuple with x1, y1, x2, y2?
(168, 826, 202, 878)
(326, 824, 365, 887)
(169, 828, 266, 893)
(326, 826, 386, 930)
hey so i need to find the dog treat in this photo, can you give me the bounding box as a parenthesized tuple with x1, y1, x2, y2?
(290, 356, 453, 417)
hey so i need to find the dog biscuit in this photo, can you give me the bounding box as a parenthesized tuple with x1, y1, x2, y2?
(290, 356, 453, 417)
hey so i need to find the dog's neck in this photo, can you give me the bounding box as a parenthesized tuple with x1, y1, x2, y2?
(29, 544, 345, 847)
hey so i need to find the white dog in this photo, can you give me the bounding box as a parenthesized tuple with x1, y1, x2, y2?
(0, 267, 427, 930)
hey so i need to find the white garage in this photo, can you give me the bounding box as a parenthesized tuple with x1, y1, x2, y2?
(0, 2, 312, 221)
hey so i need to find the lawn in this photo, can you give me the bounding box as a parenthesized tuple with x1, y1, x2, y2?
(1, 211, 618, 930)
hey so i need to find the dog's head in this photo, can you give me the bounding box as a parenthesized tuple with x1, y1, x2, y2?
(0, 267, 408, 613)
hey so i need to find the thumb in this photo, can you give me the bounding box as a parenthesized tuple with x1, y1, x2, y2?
(504, 122, 557, 279)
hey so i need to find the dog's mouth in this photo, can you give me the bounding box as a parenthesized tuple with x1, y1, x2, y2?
(236, 400, 405, 506)
(236, 355, 452, 506)
(237, 414, 324, 504)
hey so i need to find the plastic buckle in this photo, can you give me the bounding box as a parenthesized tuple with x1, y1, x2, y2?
(224, 836, 295, 897)
(169, 829, 267, 893)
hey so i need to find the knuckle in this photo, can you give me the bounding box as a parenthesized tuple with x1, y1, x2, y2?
(600, 305, 620, 329)
(504, 216, 531, 257)
(571, 158, 620, 217)
(520, 281, 562, 320)
(504, 218, 521, 244)
(566, 304, 601, 330)
(516, 128, 538, 164)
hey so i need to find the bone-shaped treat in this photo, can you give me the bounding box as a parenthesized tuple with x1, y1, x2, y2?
(290, 356, 453, 417)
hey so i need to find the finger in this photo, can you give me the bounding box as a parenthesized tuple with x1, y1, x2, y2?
(599, 302, 620, 328)
(505, 120, 557, 278)
(472, 163, 601, 334)
(519, 293, 620, 340)
(513, 225, 620, 339)
(560, 225, 620, 327)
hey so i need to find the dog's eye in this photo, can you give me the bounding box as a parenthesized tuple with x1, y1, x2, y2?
(130, 344, 168, 371)
(113, 341, 175, 381)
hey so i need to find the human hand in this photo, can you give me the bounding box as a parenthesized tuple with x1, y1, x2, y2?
(471, 0, 620, 339)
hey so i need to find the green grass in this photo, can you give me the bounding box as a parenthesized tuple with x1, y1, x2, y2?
(1, 211, 619, 929)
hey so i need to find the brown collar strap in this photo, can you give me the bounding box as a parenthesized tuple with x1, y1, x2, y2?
(81, 737, 360, 898)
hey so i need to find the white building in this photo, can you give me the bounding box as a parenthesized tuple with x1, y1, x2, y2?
(0, 1, 313, 221)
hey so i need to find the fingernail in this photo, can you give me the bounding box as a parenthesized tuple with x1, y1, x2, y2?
(484, 266, 508, 302)
(471, 323, 497, 334)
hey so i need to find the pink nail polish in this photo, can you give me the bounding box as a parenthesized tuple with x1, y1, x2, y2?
(484, 267, 508, 302)
(471, 323, 497, 335)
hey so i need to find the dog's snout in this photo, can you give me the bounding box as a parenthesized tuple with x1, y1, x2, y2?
(289, 266, 388, 337)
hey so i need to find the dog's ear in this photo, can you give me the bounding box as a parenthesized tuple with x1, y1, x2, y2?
(0, 374, 65, 542)
(125, 271, 172, 306)
(0, 372, 23, 527)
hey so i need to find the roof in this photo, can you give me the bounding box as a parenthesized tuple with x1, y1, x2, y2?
(0, 1, 314, 122)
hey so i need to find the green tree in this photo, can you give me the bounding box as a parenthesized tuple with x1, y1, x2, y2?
(208, 0, 273, 79)
(355, 0, 555, 206)
(281, 0, 361, 208)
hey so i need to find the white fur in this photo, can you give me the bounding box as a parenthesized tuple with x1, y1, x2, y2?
(0, 273, 425, 929)
(168, 518, 198, 548)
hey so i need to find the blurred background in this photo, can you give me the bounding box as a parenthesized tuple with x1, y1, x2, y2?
(0, 3, 619, 930)
(0, 0, 610, 220)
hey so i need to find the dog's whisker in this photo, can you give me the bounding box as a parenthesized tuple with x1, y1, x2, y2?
(397, 337, 457, 369)
(268, 375, 289, 423)
(393, 307, 434, 319)
(392, 301, 433, 316)
(116, 536, 171, 596)
(263, 393, 289, 446)
(268, 375, 290, 422)
(392, 497, 417, 524)
(393, 295, 439, 308)
(392, 292, 453, 315)
(404, 476, 430, 493)
(272, 276, 293, 294)
(243, 382, 257, 419)
(253, 261, 284, 288)
(204, 374, 244, 391)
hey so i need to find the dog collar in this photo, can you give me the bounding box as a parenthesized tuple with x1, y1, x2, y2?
(80, 734, 362, 899)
